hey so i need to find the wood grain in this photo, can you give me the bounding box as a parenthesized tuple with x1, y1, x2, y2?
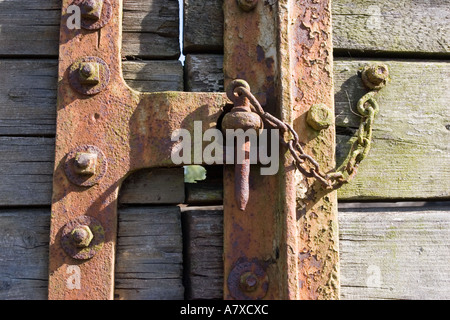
(0, 206, 184, 300)
(1, 58, 448, 204)
(114, 206, 184, 300)
(183, 0, 450, 55)
(0, 60, 183, 136)
(0, 0, 180, 58)
(184, 55, 450, 200)
(182, 205, 450, 300)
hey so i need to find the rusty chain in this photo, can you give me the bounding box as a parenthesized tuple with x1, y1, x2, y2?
(229, 64, 389, 190)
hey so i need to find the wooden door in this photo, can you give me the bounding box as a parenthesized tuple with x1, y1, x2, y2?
(0, 0, 449, 299)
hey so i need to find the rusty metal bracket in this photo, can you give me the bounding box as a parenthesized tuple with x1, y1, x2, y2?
(49, 0, 228, 300)
(222, 0, 339, 300)
(50, 0, 341, 300)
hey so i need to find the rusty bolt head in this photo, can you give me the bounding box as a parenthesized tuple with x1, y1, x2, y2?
(307, 103, 333, 131)
(221, 110, 263, 131)
(78, 62, 100, 85)
(240, 272, 259, 292)
(361, 63, 390, 90)
(80, 0, 104, 21)
(74, 152, 98, 175)
(61, 215, 105, 260)
(70, 225, 94, 248)
(237, 0, 258, 12)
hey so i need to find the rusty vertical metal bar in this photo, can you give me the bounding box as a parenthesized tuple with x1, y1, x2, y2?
(223, 0, 339, 299)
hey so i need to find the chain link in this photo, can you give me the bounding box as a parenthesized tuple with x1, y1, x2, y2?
(231, 76, 384, 190)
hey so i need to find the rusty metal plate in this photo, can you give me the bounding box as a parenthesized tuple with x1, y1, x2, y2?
(49, 0, 228, 300)
(223, 0, 339, 300)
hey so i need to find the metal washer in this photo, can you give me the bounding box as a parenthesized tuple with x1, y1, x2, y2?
(227, 259, 269, 300)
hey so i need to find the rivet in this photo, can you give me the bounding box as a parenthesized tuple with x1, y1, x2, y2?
(237, 0, 258, 12)
(307, 103, 333, 131)
(227, 259, 269, 299)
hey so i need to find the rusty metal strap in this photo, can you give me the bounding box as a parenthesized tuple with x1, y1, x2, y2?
(49, 0, 228, 299)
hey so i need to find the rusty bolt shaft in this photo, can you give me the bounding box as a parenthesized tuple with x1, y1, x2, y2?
(235, 139, 251, 211)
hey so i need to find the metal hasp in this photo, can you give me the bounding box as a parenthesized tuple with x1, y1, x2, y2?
(223, 0, 339, 299)
(49, 0, 228, 299)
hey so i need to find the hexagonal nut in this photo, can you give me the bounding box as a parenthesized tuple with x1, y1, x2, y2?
(361, 64, 390, 90)
(70, 225, 94, 248)
(78, 62, 100, 85)
(307, 103, 333, 131)
(74, 152, 98, 175)
(80, 0, 104, 21)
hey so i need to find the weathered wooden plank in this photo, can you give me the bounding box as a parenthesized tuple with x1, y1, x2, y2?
(185, 165, 222, 205)
(0, 59, 182, 136)
(183, 0, 450, 55)
(0, 137, 55, 206)
(181, 206, 223, 300)
(122, 60, 184, 92)
(115, 206, 184, 300)
(2, 0, 448, 57)
(334, 59, 450, 200)
(0, 208, 49, 300)
(183, 205, 450, 300)
(119, 168, 185, 204)
(121, 0, 180, 58)
(0, 0, 180, 58)
(183, 0, 223, 53)
(338, 206, 450, 300)
(2, 205, 449, 300)
(184, 55, 450, 200)
(0, 60, 58, 136)
(332, 0, 450, 55)
(0, 206, 184, 300)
